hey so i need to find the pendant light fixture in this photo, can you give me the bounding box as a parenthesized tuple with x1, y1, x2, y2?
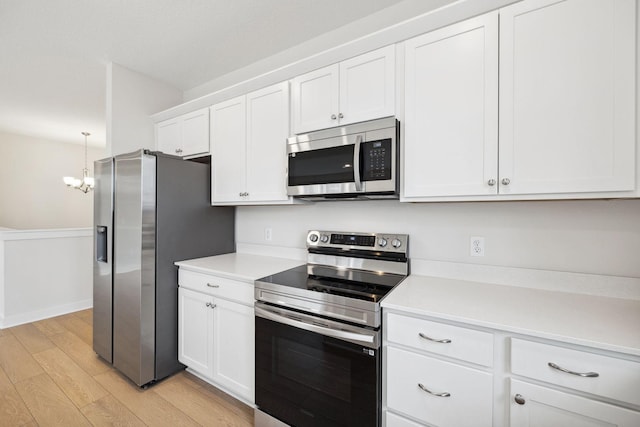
(63, 131, 95, 193)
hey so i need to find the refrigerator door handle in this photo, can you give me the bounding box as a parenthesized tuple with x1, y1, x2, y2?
(96, 225, 108, 262)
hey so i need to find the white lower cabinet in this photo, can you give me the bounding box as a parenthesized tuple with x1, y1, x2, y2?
(386, 347, 493, 427)
(384, 310, 640, 427)
(384, 311, 494, 427)
(177, 269, 255, 404)
(509, 379, 640, 427)
(509, 338, 640, 427)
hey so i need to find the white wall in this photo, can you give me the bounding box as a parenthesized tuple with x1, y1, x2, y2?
(0, 131, 105, 229)
(237, 199, 640, 279)
(107, 63, 182, 156)
(0, 229, 92, 328)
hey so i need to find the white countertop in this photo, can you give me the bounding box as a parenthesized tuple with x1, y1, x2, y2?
(382, 275, 640, 356)
(175, 252, 304, 282)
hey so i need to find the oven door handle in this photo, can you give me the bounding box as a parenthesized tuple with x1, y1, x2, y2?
(255, 305, 376, 348)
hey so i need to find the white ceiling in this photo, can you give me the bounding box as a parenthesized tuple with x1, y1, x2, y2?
(0, 0, 407, 147)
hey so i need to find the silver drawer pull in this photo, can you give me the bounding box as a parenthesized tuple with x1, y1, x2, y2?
(548, 362, 599, 378)
(206, 283, 220, 288)
(419, 332, 451, 343)
(418, 383, 450, 397)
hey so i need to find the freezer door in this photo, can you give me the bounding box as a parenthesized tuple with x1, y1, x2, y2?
(113, 150, 156, 386)
(93, 157, 114, 363)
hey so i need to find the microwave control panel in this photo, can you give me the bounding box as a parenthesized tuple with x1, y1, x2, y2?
(362, 139, 391, 181)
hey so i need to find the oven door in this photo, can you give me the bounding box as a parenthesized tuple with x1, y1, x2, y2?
(255, 302, 380, 427)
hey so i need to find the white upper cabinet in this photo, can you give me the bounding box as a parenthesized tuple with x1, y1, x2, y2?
(499, 0, 636, 196)
(211, 96, 246, 203)
(156, 108, 209, 157)
(403, 12, 499, 199)
(403, 0, 636, 201)
(291, 45, 395, 134)
(211, 82, 292, 205)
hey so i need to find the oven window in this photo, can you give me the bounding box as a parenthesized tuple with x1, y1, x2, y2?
(256, 317, 379, 427)
(288, 145, 355, 186)
(276, 336, 351, 402)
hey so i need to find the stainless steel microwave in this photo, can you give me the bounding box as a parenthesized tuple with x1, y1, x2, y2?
(287, 117, 399, 200)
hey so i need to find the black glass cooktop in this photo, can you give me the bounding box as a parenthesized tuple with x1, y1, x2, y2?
(257, 264, 406, 303)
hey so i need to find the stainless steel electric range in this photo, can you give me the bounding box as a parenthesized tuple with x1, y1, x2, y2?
(254, 230, 409, 427)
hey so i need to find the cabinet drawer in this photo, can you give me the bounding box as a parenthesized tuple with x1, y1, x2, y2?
(386, 312, 493, 367)
(178, 269, 254, 305)
(511, 338, 640, 406)
(385, 410, 424, 427)
(386, 346, 493, 427)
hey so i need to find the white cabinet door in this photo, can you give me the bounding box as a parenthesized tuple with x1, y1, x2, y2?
(156, 118, 181, 156)
(156, 108, 209, 157)
(246, 82, 290, 202)
(181, 108, 209, 157)
(499, 0, 636, 195)
(510, 380, 640, 427)
(291, 46, 396, 134)
(291, 64, 339, 134)
(211, 96, 246, 203)
(404, 12, 498, 199)
(339, 45, 395, 126)
(178, 287, 213, 377)
(211, 297, 255, 403)
(386, 346, 493, 427)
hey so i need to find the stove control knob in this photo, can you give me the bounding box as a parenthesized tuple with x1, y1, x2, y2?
(378, 238, 388, 247)
(320, 234, 329, 243)
(391, 238, 402, 248)
(309, 234, 319, 243)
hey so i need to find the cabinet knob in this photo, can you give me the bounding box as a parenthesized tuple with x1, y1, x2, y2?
(487, 179, 496, 186)
(338, 113, 344, 119)
(501, 178, 511, 186)
(206, 283, 220, 288)
(205, 302, 211, 308)
(331, 114, 337, 120)
(514, 394, 526, 405)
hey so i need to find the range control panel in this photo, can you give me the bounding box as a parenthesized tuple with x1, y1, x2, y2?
(307, 230, 408, 254)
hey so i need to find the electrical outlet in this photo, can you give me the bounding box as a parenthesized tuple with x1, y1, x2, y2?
(264, 227, 272, 242)
(470, 236, 485, 257)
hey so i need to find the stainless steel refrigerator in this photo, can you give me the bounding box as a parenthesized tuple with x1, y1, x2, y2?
(93, 149, 235, 387)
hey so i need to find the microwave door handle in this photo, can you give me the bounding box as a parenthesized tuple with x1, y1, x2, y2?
(353, 135, 363, 191)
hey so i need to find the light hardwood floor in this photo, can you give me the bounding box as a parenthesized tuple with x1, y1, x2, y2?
(0, 309, 253, 427)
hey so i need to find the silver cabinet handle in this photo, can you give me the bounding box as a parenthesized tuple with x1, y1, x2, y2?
(418, 383, 450, 397)
(331, 114, 337, 120)
(548, 362, 599, 378)
(488, 179, 496, 186)
(419, 332, 451, 344)
(205, 302, 211, 307)
(206, 283, 220, 288)
(205, 302, 216, 309)
(514, 394, 526, 405)
(338, 113, 344, 119)
(501, 178, 511, 185)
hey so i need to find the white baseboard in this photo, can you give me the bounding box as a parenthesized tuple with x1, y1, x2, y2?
(0, 299, 92, 329)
